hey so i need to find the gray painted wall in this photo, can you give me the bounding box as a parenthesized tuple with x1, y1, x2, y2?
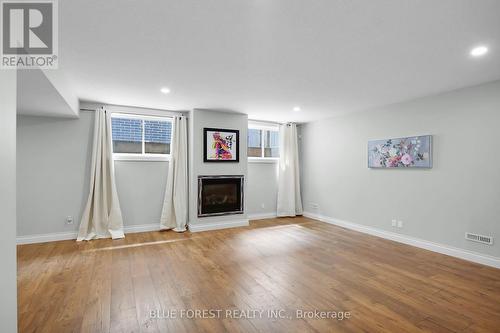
(300, 80, 500, 258)
(17, 112, 168, 236)
(17, 113, 93, 236)
(247, 162, 278, 216)
(189, 109, 248, 226)
(115, 160, 168, 226)
(0, 71, 17, 332)
(17, 109, 273, 236)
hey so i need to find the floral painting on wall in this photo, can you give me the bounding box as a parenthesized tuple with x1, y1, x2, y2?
(368, 135, 432, 168)
(204, 128, 239, 162)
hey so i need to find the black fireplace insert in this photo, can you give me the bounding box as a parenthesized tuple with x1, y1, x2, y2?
(198, 175, 244, 217)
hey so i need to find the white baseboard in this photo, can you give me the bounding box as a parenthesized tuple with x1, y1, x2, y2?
(124, 223, 161, 234)
(188, 219, 249, 233)
(16, 231, 78, 245)
(303, 211, 500, 269)
(17, 223, 162, 245)
(248, 212, 278, 220)
(17, 219, 250, 244)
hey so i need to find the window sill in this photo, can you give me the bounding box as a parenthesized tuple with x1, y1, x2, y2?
(248, 158, 279, 164)
(113, 154, 171, 162)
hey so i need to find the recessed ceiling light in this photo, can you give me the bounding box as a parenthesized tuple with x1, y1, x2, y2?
(470, 46, 488, 57)
(160, 87, 171, 94)
(293, 106, 301, 112)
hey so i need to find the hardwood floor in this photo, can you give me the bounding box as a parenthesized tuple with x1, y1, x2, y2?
(18, 217, 500, 333)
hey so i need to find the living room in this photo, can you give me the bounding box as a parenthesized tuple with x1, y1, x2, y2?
(1, 1, 499, 332)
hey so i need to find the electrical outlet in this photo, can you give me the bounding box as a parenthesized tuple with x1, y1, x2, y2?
(391, 219, 397, 227)
(397, 220, 403, 228)
(66, 216, 74, 225)
(310, 203, 319, 210)
(261, 203, 265, 209)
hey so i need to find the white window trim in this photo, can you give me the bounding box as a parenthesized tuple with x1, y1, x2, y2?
(111, 112, 173, 162)
(111, 112, 173, 121)
(113, 153, 171, 162)
(248, 157, 279, 163)
(248, 122, 280, 163)
(248, 121, 280, 131)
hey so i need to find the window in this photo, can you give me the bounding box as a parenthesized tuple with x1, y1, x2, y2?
(264, 130, 279, 158)
(248, 123, 279, 160)
(248, 128, 262, 157)
(111, 113, 172, 160)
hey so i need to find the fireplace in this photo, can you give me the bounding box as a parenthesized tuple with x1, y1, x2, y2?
(198, 175, 244, 217)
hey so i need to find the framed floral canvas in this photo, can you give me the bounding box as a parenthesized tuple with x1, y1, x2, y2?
(204, 128, 239, 162)
(368, 135, 432, 168)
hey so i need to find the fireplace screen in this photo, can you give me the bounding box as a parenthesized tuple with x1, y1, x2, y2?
(198, 176, 244, 217)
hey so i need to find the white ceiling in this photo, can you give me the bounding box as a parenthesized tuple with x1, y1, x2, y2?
(59, 0, 500, 122)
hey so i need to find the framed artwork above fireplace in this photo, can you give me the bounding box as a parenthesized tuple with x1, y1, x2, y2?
(203, 128, 239, 162)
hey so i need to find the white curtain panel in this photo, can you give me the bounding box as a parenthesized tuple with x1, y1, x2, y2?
(77, 107, 125, 241)
(160, 116, 189, 232)
(277, 123, 303, 217)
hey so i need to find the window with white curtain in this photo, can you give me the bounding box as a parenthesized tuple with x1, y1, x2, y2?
(248, 122, 280, 161)
(110, 113, 173, 161)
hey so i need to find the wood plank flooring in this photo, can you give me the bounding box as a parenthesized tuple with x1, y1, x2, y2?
(18, 217, 500, 333)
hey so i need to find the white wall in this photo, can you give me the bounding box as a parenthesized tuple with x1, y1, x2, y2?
(17, 112, 168, 237)
(0, 71, 18, 332)
(188, 109, 249, 228)
(18, 69, 79, 118)
(300, 80, 500, 258)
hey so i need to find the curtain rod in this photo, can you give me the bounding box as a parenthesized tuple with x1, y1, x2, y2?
(79, 108, 187, 117)
(81, 109, 285, 124)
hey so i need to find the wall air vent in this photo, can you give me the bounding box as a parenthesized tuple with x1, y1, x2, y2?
(465, 232, 493, 245)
